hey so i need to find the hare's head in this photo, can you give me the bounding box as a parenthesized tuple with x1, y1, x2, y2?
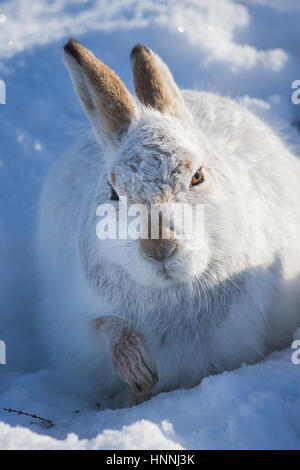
(64, 39, 233, 289)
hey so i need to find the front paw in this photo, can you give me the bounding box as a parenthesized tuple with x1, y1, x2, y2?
(111, 330, 158, 395)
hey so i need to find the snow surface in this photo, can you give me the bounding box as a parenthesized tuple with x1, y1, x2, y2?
(0, 0, 300, 450)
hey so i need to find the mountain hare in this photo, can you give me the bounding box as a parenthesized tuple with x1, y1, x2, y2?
(37, 39, 300, 408)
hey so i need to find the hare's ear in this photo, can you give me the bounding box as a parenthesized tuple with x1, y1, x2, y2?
(131, 45, 190, 121)
(64, 38, 135, 146)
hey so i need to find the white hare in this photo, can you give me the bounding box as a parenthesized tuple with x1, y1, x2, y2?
(37, 39, 300, 408)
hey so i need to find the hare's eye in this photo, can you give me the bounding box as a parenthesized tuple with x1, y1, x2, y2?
(110, 184, 119, 201)
(191, 168, 204, 186)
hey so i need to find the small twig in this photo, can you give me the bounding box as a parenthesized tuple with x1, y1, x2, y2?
(3, 408, 54, 427)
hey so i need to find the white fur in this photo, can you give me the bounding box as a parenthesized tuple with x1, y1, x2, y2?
(37, 46, 300, 407)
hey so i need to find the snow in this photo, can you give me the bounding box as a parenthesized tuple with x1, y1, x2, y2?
(0, 0, 300, 450)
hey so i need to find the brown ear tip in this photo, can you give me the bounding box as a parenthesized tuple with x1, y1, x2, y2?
(64, 38, 83, 64)
(130, 44, 150, 62)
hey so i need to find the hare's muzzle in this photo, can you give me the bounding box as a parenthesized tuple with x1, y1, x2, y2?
(140, 237, 178, 263)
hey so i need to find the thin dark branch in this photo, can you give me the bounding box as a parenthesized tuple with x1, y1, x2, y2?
(2, 408, 54, 427)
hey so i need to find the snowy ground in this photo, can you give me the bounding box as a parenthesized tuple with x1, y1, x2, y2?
(0, 0, 300, 450)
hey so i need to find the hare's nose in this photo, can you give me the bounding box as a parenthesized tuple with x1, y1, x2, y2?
(140, 238, 178, 262)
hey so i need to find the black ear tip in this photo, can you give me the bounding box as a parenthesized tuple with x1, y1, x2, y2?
(64, 38, 82, 64)
(130, 44, 150, 61)
(64, 37, 78, 51)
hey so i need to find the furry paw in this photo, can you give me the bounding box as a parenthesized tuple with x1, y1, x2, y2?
(111, 329, 158, 395)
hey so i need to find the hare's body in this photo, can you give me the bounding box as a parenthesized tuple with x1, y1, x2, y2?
(37, 41, 300, 407)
